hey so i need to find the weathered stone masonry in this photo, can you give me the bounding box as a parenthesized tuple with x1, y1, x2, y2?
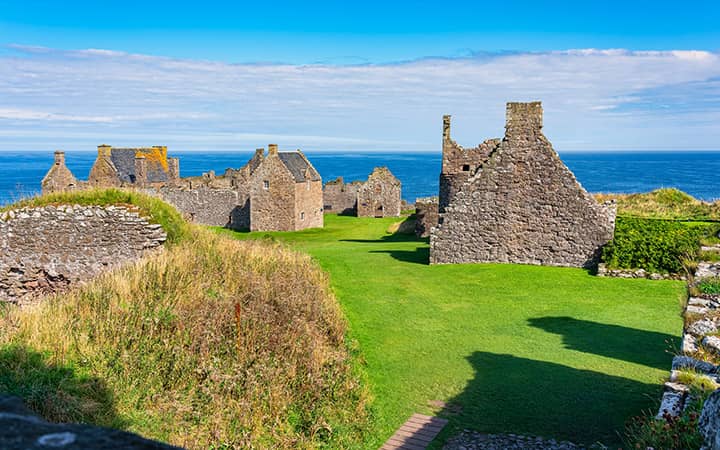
(0, 205, 166, 303)
(323, 167, 402, 218)
(430, 102, 616, 268)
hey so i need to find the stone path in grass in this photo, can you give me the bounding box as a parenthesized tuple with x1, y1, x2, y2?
(381, 414, 448, 450)
(442, 431, 584, 450)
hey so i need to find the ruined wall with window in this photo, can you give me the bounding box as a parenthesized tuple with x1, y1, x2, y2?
(439, 116, 500, 212)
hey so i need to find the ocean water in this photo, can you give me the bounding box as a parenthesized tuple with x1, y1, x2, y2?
(1, 150, 719, 206)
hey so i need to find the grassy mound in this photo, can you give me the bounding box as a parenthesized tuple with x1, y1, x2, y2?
(0, 191, 369, 448)
(596, 188, 720, 221)
(1, 188, 190, 244)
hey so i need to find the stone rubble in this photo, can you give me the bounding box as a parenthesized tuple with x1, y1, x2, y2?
(443, 430, 585, 450)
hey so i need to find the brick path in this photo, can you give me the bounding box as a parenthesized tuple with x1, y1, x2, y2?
(380, 413, 448, 450)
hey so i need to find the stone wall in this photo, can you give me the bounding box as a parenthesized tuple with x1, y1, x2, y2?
(430, 102, 616, 268)
(249, 151, 297, 231)
(0, 205, 166, 304)
(415, 196, 439, 238)
(153, 186, 250, 230)
(439, 114, 500, 212)
(357, 167, 402, 217)
(323, 177, 360, 215)
(294, 179, 324, 230)
(41, 152, 79, 195)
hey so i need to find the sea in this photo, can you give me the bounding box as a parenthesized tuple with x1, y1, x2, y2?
(1, 150, 719, 206)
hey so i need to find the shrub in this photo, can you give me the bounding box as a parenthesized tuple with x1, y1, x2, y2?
(602, 217, 705, 274)
(0, 228, 369, 448)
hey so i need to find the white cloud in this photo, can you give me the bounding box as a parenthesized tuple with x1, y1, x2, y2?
(1, 45, 719, 151)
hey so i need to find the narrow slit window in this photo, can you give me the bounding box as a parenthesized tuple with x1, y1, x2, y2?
(263, 180, 269, 190)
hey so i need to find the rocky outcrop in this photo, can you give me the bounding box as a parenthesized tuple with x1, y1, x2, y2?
(0, 395, 180, 450)
(0, 205, 166, 304)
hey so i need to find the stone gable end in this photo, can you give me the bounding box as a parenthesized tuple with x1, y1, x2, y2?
(430, 102, 616, 268)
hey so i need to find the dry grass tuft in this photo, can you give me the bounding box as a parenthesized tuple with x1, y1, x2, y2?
(0, 227, 369, 448)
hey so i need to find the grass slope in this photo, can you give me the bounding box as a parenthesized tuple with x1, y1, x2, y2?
(596, 188, 720, 221)
(219, 215, 685, 447)
(1, 191, 368, 449)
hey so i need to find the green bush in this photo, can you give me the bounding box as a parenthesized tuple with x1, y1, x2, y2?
(699, 277, 720, 295)
(602, 218, 706, 274)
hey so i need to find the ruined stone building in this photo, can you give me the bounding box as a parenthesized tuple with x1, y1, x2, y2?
(357, 167, 402, 217)
(430, 102, 616, 267)
(248, 145, 323, 231)
(41, 152, 78, 194)
(41, 144, 324, 232)
(322, 167, 402, 218)
(87, 145, 180, 188)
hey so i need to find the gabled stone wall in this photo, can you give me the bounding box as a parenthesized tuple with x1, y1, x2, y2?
(249, 149, 297, 231)
(357, 167, 402, 218)
(430, 102, 616, 268)
(0, 205, 166, 304)
(41, 152, 80, 195)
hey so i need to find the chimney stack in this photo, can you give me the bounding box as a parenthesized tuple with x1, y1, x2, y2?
(443, 115, 452, 141)
(268, 144, 279, 156)
(505, 101, 543, 135)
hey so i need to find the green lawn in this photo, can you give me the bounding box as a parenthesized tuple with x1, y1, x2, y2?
(217, 215, 685, 448)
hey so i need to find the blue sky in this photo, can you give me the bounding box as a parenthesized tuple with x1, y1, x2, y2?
(0, 1, 719, 151)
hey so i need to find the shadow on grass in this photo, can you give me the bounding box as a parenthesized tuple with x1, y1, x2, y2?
(528, 316, 677, 370)
(369, 248, 429, 265)
(438, 351, 658, 446)
(0, 344, 121, 428)
(341, 234, 430, 264)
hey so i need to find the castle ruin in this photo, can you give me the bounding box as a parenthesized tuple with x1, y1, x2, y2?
(323, 167, 402, 218)
(42, 144, 324, 232)
(430, 102, 616, 268)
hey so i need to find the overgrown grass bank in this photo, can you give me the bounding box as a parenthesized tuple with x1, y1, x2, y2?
(2, 188, 190, 243)
(0, 191, 369, 449)
(596, 188, 720, 221)
(220, 215, 685, 447)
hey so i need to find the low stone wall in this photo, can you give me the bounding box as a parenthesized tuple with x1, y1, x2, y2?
(0, 205, 166, 304)
(596, 263, 685, 281)
(415, 197, 438, 238)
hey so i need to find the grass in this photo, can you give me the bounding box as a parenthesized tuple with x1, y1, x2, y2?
(218, 214, 686, 447)
(1, 188, 191, 244)
(595, 188, 720, 221)
(1, 190, 369, 448)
